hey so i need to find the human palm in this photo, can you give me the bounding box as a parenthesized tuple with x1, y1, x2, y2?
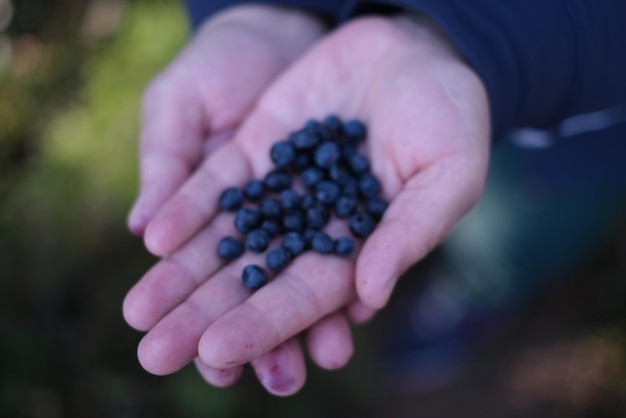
(124, 15, 491, 395)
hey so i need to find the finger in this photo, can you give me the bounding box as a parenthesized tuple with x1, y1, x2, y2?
(305, 313, 353, 370)
(251, 337, 306, 396)
(345, 299, 377, 325)
(194, 358, 243, 388)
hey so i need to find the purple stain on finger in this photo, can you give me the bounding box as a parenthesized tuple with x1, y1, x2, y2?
(264, 364, 296, 393)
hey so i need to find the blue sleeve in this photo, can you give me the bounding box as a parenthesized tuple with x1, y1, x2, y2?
(346, 0, 626, 138)
(183, 0, 345, 29)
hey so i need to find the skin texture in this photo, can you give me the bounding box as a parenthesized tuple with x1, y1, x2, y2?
(124, 12, 491, 395)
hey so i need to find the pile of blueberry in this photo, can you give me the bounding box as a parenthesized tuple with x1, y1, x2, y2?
(217, 116, 388, 290)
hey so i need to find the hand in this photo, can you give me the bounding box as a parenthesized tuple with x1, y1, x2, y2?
(127, 5, 327, 237)
(124, 14, 490, 395)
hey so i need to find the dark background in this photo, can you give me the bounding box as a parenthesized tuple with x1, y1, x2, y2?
(1, 0, 626, 416)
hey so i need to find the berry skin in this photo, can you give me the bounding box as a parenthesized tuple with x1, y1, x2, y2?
(281, 231, 307, 256)
(348, 211, 376, 238)
(343, 119, 367, 145)
(270, 140, 296, 168)
(334, 195, 358, 218)
(219, 187, 243, 211)
(306, 203, 330, 229)
(339, 176, 359, 197)
(300, 167, 325, 189)
(311, 232, 335, 254)
(300, 194, 316, 210)
(261, 219, 282, 239)
(234, 208, 261, 234)
(358, 172, 381, 199)
(217, 236, 244, 260)
(289, 129, 319, 150)
(324, 114, 343, 136)
(280, 189, 301, 211)
(264, 169, 293, 192)
(366, 197, 389, 221)
(282, 210, 305, 232)
(303, 229, 318, 247)
(315, 181, 341, 205)
(328, 163, 350, 182)
(243, 179, 265, 201)
(242, 265, 269, 290)
(266, 248, 291, 272)
(245, 229, 271, 253)
(347, 153, 370, 174)
(314, 142, 341, 169)
(259, 197, 282, 219)
(334, 236, 356, 256)
(292, 154, 312, 172)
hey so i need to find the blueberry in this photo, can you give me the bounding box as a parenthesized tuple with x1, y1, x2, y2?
(306, 203, 330, 229)
(270, 140, 296, 168)
(334, 195, 358, 218)
(301, 167, 325, 189)
(339, 176, 358, 197)
(289, 129, 319, 150)
(242, 265, 269, 290)
(217, 236, 244, 260)
(314, 142, 341, 169)
(311, 232, 334, 254)
(303, 229, 318, 246)
(283, 209, 305, 232)
(234, 208, 261, 234)
(324, 114, 343, 136)
(243, 179, 265, 201)
(264, 169, 293, 192)
(261, 219, 282, 239)
(347, 153, 370, 174)
(266, 248, 291, 272)
(334, 236, 355, 256)
(300, 194, 316, 209)
(315, 181, 341, 205)
(343, 119, 367, 145)
(219, 187, 243, 211)
(358, 172, 381, 198)
(328, 163, 350, 182)
(281, 231, 307, 256)
(280, 189, 301, 211)
(259, 197, 282, 219)
(366, 197, 389, 221)
(292, 154, 312, 172)
(245, 229, 271, 253)
(348, 211, 376, 238)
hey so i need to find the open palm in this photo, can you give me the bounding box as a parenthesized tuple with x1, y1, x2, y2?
(124, 15, 491, 395)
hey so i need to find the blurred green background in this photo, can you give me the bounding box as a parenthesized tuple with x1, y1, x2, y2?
(2, 1, 626, 417)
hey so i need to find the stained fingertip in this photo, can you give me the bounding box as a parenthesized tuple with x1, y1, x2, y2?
(305, 314, 353, 370)
(195, 358, 243, 388)
(251, 338, 306, 397)
(345, 299, 377, 325)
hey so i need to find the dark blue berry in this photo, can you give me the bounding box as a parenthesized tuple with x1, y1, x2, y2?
(264, 169, 293, 192)
(292, 154, 311, 172)
(261, 219, 282, 239)
(334, 236, 355, 256)
(234, 208, 261, 234)
(282, 210, 305, 232)
(300, 194, 316, 209)
(303, 229, 318, 246)
(280, 189, 301, 211)
(306, 119, 332, 142)
(289, 129, 319, 150)
(243, 179, 265, 201)
(217, 236, 244, 260)
(347, 153, 370, 174)
(311, 232, 334, 254)
(366, 197, 389, 221)
(242, 265, 269, 290)
(314, 142, 341, 169)
(315, 181, 341, 205)
(266, 248, 291, 272)
(259, 197, 282, 219)
(328, 163, 350, 182)
(324, 114, 343, 136)
(334, 195, 358, 218)
(358, 172, 381, 198)
(306, 203, 329, 229)
(301, 167, 325, 188)
(343, 119, 367, 145)
(348, 211, 376, 238)
(339, 176, 358, 197)
(270, 140, 296, 168)
(219, 187, 243, 211)
(281, 231, 307, 256)
(245, 229, 271, 253)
